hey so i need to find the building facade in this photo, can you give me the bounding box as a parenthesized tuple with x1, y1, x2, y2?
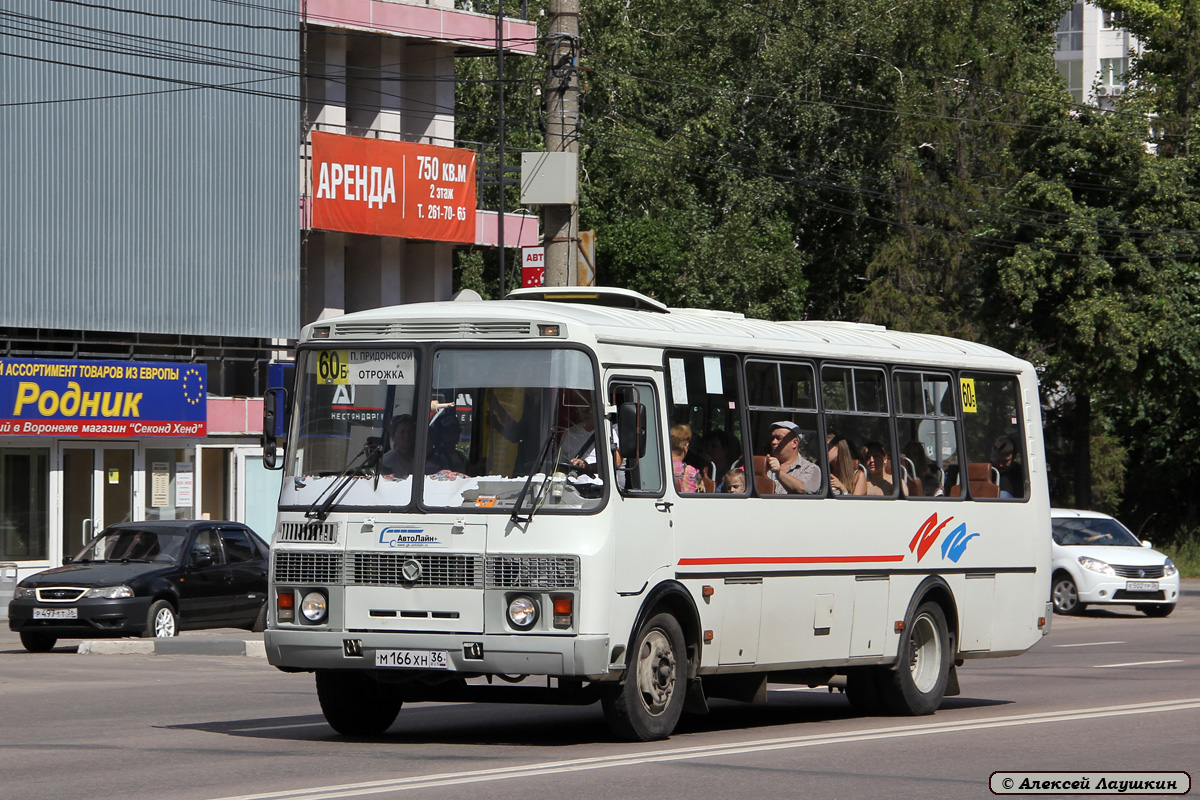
(0, 0, 537, 581)
(1055, 1, 1138, 106)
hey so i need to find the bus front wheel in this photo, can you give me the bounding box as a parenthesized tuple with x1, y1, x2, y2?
(315, 670, 404, 735)
(879, 601, 951, 716)
(602, 612, 688, 741)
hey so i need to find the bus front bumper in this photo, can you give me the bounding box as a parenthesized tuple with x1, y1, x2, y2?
(265, 628, 613, 678)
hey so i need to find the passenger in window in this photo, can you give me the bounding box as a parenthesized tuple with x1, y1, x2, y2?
(381, 414, 416, 479)
(721, 466, 746, 494)
(702, 430, 741, 484)
(861, 441, 895, 496)
(670, 424, 705, 493)
(765, 421, 821, 494)
(903, 441, 942, 497)
(993, 435, 1025, 498)
(426, 413, 468, 475)
(827, 433, 867, 496)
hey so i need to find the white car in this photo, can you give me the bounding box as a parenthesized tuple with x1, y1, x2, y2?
(1050, 508, 1180, 617)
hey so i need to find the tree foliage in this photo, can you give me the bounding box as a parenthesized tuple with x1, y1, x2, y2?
(454, 0, 1200, 536)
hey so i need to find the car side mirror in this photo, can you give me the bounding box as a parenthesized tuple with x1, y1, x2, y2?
(62, 556, 74, 565)
(190, 544, 214, 567)
(1140, 540, 1152, 548)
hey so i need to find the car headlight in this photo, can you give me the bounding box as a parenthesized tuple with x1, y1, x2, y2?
(83, 585, 134, 599)
(507, 595, 539, 630)
(13, 585, 35, 600)
(1164, 559, 1178, 577)
(1077, 556, 1115, 576)
(300, 590, 328, 623)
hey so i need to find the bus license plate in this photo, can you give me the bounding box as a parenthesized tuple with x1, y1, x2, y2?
(1126, 581, 1158, 592)
(375, 649, 450, 669)
(33, 607, 77, 619)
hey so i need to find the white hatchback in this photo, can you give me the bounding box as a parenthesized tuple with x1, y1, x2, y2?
(1050, 508, 1180, 617)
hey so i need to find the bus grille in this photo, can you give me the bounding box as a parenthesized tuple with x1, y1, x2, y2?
(273, 551, 342, 584)
(348, 553, 484, 588)
(486, 556, 579, 589)
(275, 521, 339, 544)
(1111, 564, 1165, 579)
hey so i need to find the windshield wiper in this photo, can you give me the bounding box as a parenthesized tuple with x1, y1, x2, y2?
(304, 440, 384, 522)
(510, 433, 559, 525)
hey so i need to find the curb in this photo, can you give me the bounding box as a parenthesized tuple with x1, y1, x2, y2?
(77, 638, 266, 657)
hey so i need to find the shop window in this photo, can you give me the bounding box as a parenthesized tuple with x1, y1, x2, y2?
(145, 448, 197, 521)
(0, 448, 49, 561)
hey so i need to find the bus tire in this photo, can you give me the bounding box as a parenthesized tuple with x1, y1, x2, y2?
(315, 670, 404, 736)
(602, 612, 688, 741)
(879, 601, 951, 716)
(844, 667, 888, 715)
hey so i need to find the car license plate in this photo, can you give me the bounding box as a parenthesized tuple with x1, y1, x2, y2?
(33, 607, 77, 619)
(1126, 580, 1158, 592)
(375, 649, 450, 669)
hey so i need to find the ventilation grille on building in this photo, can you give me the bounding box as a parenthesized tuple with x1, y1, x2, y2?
(276, 521, 339, 544)
(332, 321, 535, 339)
(486, 556, 579, 589)
(349, 552, 484, 588)
(273, 551, 342, 584)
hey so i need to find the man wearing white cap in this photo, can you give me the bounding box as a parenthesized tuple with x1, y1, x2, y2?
(766, 420, 821, 494)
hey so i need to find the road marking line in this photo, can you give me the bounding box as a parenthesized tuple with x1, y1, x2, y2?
(205, 698, 1200, 800)
(1094, 659, 1183, 668)
(1053, 641, 1124, 648)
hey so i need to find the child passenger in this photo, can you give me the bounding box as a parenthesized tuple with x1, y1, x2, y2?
(721, 467, 746, 494)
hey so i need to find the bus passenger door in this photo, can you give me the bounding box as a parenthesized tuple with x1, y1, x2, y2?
(609, 377, 673, 595)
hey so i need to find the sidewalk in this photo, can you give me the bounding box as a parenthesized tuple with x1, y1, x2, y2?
(0, 626, 265, 657)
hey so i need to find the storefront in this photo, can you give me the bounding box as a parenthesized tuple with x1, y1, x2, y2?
(1, 357, 278, 581)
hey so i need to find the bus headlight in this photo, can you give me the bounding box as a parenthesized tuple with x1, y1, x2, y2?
(300, 591, 328, 623)
(507, 595, 538, 630)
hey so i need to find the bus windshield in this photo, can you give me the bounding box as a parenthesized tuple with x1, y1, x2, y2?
(281, 346, 605, 512)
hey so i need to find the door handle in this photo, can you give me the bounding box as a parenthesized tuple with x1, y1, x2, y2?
(655, 500, 673, 512)
(82, 518, 94, 542)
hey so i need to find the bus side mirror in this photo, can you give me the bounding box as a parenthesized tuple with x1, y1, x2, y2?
(617, 402, 647, 460)
(262, 387, 287, 470)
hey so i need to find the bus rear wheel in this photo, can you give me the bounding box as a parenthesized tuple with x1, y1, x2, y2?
(315, 670, 404, 735)
(602, 612, 688, 741)
(879, 601, 951, 716)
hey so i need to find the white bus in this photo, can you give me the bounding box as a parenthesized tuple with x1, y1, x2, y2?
(262, 287, 1052, 741)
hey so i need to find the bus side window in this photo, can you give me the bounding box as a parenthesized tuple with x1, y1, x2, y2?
(747, 359, 821, 496)
(822, 364, 893, 498)
(665, 352, 746, 494)
(960, 373, 1026, 500)
(611, 382, 664, 496)
(893, 370, 960, 499)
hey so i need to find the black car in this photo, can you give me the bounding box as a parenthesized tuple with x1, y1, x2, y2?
(8, 520, 269, 652)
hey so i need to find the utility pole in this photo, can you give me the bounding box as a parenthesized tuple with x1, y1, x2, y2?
(543, 0, 579, 286)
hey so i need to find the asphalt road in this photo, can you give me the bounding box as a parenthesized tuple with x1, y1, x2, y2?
(2, 585, 1197, 800)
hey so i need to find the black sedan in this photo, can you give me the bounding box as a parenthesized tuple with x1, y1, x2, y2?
(8, 520, 269, 652)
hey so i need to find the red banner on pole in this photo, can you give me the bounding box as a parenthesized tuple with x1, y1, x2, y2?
(311, 132, 477, 243)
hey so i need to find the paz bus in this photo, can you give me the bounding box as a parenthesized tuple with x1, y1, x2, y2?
(261, 287, 1051, 741)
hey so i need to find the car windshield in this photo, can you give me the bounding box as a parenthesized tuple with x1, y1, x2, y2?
(1052, 517, 1141, 547)
(76, 528, 187, 563)
(282, 346, 605, 513)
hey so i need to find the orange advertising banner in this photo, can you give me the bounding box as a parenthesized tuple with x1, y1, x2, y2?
(311, 132, 477, 243)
